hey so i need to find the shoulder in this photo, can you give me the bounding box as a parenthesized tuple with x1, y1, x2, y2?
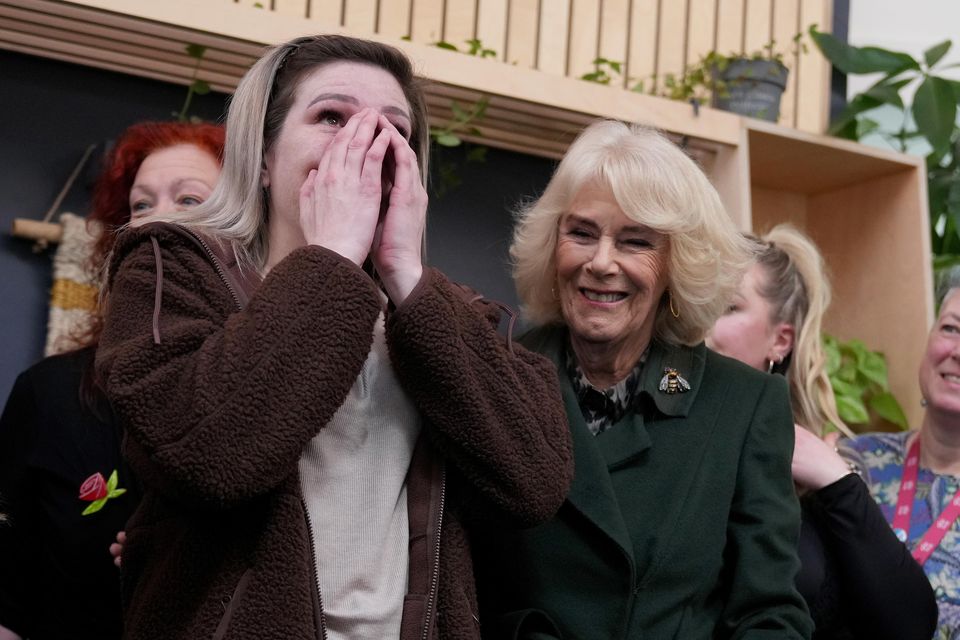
(22, 346, 94, 381)
(845, 431, 909, 456)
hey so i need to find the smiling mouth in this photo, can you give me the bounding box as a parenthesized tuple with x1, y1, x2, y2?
(581, 288, 627, 303)
(943, 374, 960, 384)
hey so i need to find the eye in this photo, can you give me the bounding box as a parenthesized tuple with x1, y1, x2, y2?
(726, 304, 739, 314)
(177, 195, 204, 208)
(317, 109, 345, 127)
(130, 201, 152, 214)
(567, 227, 594, 240)
(943, 324, 960, 334)
(392, 123, 410, 140)
(623, 237, 653, 249)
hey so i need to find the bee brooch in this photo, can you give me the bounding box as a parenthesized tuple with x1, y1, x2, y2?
(658, 367, 691, 394)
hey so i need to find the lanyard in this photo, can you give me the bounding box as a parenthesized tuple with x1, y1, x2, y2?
(892, 436, 960, 565)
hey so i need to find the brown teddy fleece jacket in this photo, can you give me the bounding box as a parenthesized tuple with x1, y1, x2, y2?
(95, 223, 573, 640)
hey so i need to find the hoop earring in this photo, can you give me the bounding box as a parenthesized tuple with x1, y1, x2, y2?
(669, 292, 680, 319)
(767, 354, 784, 374)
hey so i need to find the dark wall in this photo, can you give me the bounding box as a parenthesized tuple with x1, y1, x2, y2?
(0, 50, 555, 402)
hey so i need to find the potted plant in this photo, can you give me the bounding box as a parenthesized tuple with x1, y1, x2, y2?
(809, 27, 960, 272)
(637, 37, 802, 122)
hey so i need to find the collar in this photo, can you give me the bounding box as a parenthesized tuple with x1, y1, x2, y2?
(522, 325, 707, 420)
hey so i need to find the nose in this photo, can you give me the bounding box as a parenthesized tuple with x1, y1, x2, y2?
(586, 238, 618, 276)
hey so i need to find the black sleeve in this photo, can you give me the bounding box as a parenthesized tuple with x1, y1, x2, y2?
(806, 473, 938, 640)
(0, 371, 37, 637)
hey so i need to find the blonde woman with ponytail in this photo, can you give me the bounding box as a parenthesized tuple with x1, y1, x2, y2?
(709, 224, 936, 640)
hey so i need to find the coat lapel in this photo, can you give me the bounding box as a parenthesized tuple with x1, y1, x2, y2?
(520, 327, 636, 560)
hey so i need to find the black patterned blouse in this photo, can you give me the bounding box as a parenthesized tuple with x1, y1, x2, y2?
(565, 345, 648, 436)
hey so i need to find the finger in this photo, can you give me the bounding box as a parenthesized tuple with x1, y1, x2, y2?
(320, 108, 370, 174)
(823, 431, 841, 448)
(116, 530, 126, 543)
(300, 169, 318, 231)
(386, 129, 419, 193)
(345, 109, 380, 175)
(361, 128, 391, 185)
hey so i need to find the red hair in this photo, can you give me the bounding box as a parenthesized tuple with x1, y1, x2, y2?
(73, 122, 224, 354)
(88, 121, 225, 270)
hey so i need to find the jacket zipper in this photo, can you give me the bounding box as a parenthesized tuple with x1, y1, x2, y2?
(183, 228, 242, 311)
(301, 496, 329, 640)
(421, 467, 446, 640)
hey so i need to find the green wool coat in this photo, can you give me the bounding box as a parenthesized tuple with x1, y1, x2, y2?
(474, 326, 813, 640)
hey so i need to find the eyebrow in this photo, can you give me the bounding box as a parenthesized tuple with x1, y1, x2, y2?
(563, 213, 653, 235)
(307, 92, 411, 123)
(130, 177, 214, 197)
(944, 312, 960, 324)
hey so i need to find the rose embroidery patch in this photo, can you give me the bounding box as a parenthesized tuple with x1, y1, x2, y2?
(79, 470, 126, 516)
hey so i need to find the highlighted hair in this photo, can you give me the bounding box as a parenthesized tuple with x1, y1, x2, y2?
(754, 224, 851, 436)
(511, 120, 751, 345)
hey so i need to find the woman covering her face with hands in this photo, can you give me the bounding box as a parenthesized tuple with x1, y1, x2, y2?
(95, 35, 572, 640)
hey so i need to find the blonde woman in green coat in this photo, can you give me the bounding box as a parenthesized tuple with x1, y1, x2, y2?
(473, 120, 813, 640)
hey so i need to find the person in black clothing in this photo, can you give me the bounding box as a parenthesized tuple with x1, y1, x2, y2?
(708, 224, 937, 639)
(0, 121, 224, 640)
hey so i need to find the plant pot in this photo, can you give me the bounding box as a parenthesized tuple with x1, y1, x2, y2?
(711, 59, 789, 122)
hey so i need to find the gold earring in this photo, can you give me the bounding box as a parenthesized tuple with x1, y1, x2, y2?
(669, 292, 680, 319)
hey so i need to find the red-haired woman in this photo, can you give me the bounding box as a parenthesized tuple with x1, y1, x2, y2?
(0, 121, 224, 640)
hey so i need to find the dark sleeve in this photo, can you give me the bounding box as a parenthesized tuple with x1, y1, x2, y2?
(96, 228, 383, 507)
(806, 473, 938, 640)
(719, 374, 814, 639)
(385, 268, 573, 527)
(0, 371, 37, 638)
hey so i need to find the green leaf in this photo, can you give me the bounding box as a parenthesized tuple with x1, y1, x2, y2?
(450, 101, 468, 121)
(828, 94, 884, 138)
(185, 43, 207, 60)
(856, 117, 880, 138)
(191, 80, 211, 96)
(809, 27, 919, 74)
(608, 60, 623, 74)
(913, 76, 958, 154)
(869, 392, 909, 429)
(434, 41, 459, 51)
(858, 350, 889, 389)
(107, 470, 118, 492)
(465, 146, 488, 163)
(945, 78, 960, 102)
(829, 377, 862, 399)
(108, 488, 127, 499)
(924, 40, 952, 68)
(435, 133, 461, 147)
(82, 498, 108, 516)
(836, 395, 870, 424)
(864, 81, 908, 109)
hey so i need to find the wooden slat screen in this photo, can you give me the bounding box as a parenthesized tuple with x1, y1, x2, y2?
(237, 0, 830, 132)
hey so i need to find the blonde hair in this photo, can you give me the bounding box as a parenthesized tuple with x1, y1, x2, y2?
(142, 35, 430, 271)
(511, 120, 751, 345)
(754, 224, 851, 437)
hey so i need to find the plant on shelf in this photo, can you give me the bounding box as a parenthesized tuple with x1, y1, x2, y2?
(810, 27, 960, 271)
(660, 36, 802, 121)
(823, 334, 908, 432)
(175, 43, 211, 123)
(426, 39, 495, 197)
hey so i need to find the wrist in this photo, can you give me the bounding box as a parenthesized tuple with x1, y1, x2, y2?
(383, 265, 423, 305)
